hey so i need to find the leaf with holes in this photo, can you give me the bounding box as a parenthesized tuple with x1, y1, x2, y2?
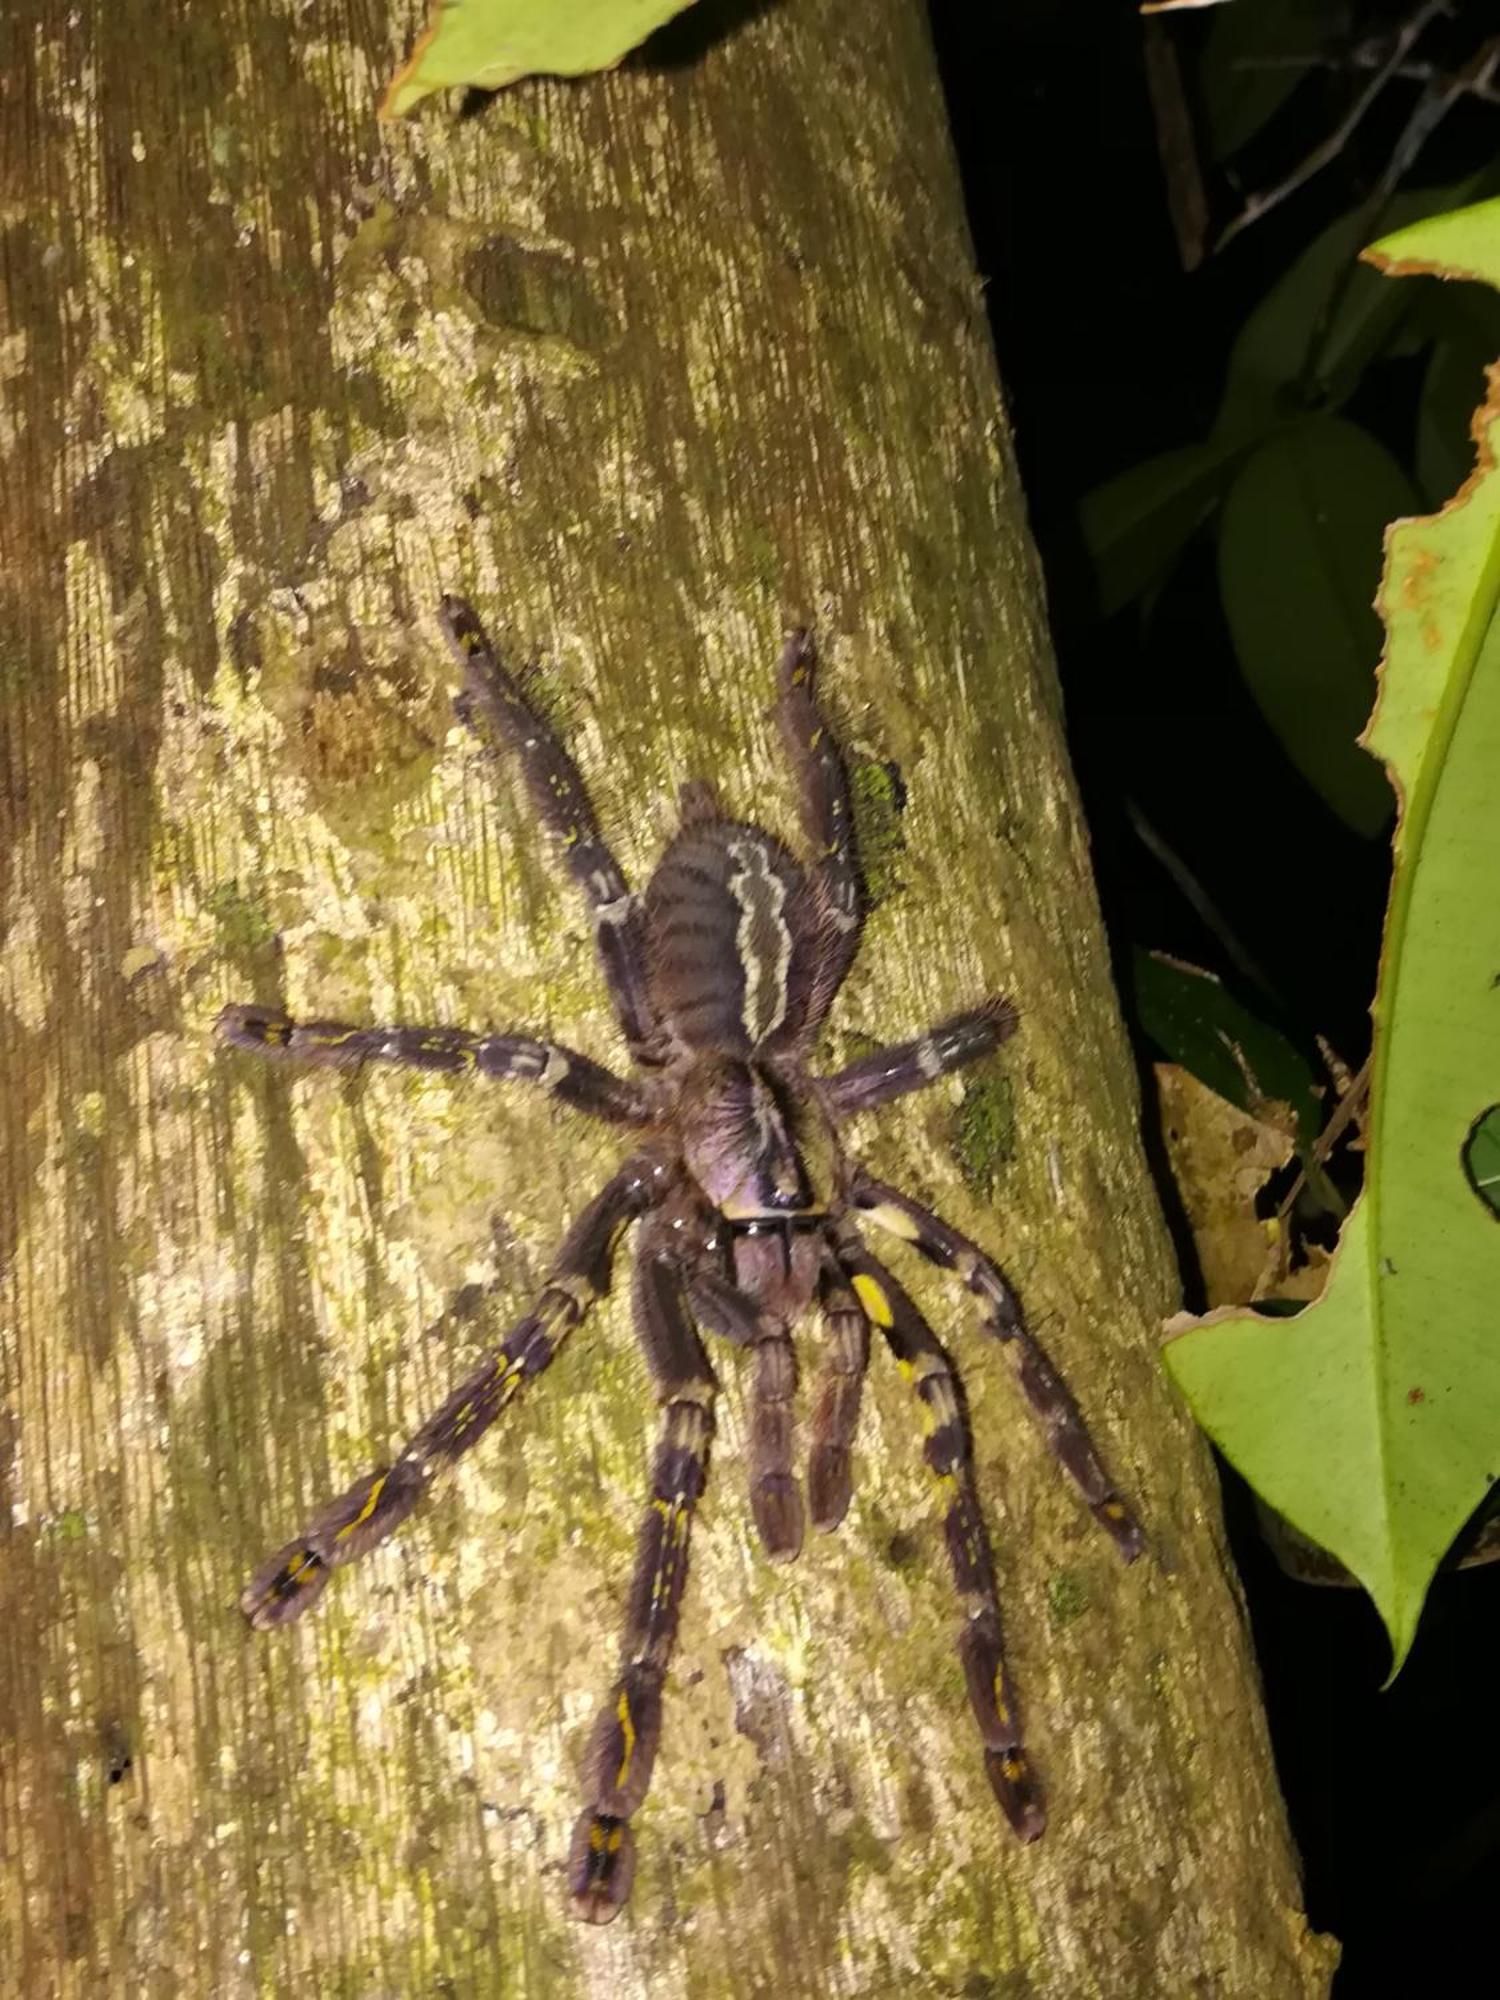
(1166, 198, 1500, 1676)
(383, 0, 703, 117)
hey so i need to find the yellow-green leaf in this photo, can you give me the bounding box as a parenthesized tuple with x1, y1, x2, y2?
(1165, 197, 1500, 1675)
(382, 0, 703, 118)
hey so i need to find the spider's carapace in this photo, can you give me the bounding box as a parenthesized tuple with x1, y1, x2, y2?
(218, 597, 1144, 1923)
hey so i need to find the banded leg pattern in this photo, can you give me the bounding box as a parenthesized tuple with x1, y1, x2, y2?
(241, 1155, 663, 1629)
(570, 1241, 716, 1923)
(775, 629, 862, 1024)
(807, 1257, 870, 1531)
(821, 998, 1018, 1121)
(216, 1004, 650, 1124)
(851, 1174, 1144, 1561)
(438, 595, 664, 1064)
(838, 1236, 1045, 1840)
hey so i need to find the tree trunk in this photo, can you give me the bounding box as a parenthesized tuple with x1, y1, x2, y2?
(0, 2, 1336, 1994)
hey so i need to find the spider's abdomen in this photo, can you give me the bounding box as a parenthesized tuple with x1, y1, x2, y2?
(645, 823, 817, 1056)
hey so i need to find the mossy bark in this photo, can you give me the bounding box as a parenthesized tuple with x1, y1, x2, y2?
(0, 1, 1336, 1994)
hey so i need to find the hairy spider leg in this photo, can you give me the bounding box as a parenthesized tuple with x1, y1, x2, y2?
(806, 1254, 871, 1532)
(835, 1235, 1046, 1841)
(686, 1266, 805, 1559)
(774, 629, 862, 1028)
(851, 1176, 1145, 1563)
(821, 998, 1019, 1121)
(570, 1231, 718, 1923)
(216, 1004, 651, 1124)
(438, 595, 666, 1065)
(240, 1156, 664, 1630)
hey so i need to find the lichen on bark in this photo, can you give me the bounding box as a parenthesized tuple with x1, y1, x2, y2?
(0, 0, 1335, 1994)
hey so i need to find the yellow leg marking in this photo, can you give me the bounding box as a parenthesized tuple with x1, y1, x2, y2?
(614, 1690, 637, 1790)
(866, 1201, 923, 1243)
(336, 1474, 387, 1541)
(993, 1671, 1011, 1728)
(284, 1550, 320, 1585)
(1103, 1500, 1128, 1522)
(851, 1272, 894, 1328)
(1000, 1754, 1026, 1783)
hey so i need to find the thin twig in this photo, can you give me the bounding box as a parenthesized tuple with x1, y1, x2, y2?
(1214, 0, 1452, 254)
(1298, 39, 1493, 394)
(1236, 50, 1500, 108)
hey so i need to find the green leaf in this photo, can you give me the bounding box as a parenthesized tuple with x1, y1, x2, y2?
(1462, 1108, 1500, 1221)
(1079, 435, 1253, 619)
(383, 0, 703, 116)
(1409, 279, 1500, 506)
(1167, 200, 1500, 1675)
(1133, 948, 1321, 1146)
(1216, 182, 1484, 432)
(1218, 416, 1413, 834)
(1199, 0, 1342, 164)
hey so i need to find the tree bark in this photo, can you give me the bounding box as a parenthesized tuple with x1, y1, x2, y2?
(0, 1, 1336, 1994)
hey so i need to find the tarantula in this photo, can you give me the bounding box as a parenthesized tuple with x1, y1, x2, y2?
(219, 596, 1143, 1923)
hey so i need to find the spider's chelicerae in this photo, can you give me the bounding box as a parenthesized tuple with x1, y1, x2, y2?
(220, 596, 1144, 1923)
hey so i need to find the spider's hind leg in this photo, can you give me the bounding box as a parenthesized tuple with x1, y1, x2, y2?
(775, 628, 862, 1025)
(438, 595, 666, 1066)
(570, 1229, 718, 1923)
(835, 1233, 1044, 1839)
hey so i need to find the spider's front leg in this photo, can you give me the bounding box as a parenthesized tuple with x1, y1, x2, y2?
(835, 1233, 1045, 1839)
(851, 1173, 1144, 1561)
(216, 1005, 651, 1124)
(570, 1225, 718, 1923)
(241, 1153, 665, 1628)
(438, 595, 667, 1067)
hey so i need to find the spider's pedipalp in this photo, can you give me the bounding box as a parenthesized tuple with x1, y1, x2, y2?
(215, 1005, 652, 1123)
(851, 1174, 1145, 1562)
(821, 998, 1019, 1121)
(438, 595, 666, 1065)
(685, 1265, 805, 1559)
(570, 1232, 717, 1925)
(806, 1253, 870, 1532)
(835, 1234, 1046, 1843)
(238, 1155, 664, 1629)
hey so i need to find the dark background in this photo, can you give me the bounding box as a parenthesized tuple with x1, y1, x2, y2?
(925, 1, 1500, 1990)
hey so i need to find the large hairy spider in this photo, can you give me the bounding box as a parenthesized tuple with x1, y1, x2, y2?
(219, 597, 1143, 1923)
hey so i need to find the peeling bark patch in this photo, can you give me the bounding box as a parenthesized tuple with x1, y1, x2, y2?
(464, 239, 616, 351)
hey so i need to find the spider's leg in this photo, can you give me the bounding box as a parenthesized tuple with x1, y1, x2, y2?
(806, 1248, 870, 1532)
(686, 1267, 804, 1560)
(438, 595, 665, 1065)
(216, 1005, 651, 1124)
(820, 999, 1018, 1121)
(570, 1233, 717, 1924)
(241, 1153, 664, 1629)
(835, 1235, 1044, 1840)
(775, 628, 862, 1027)
(850, 1174, 1144, 1562)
